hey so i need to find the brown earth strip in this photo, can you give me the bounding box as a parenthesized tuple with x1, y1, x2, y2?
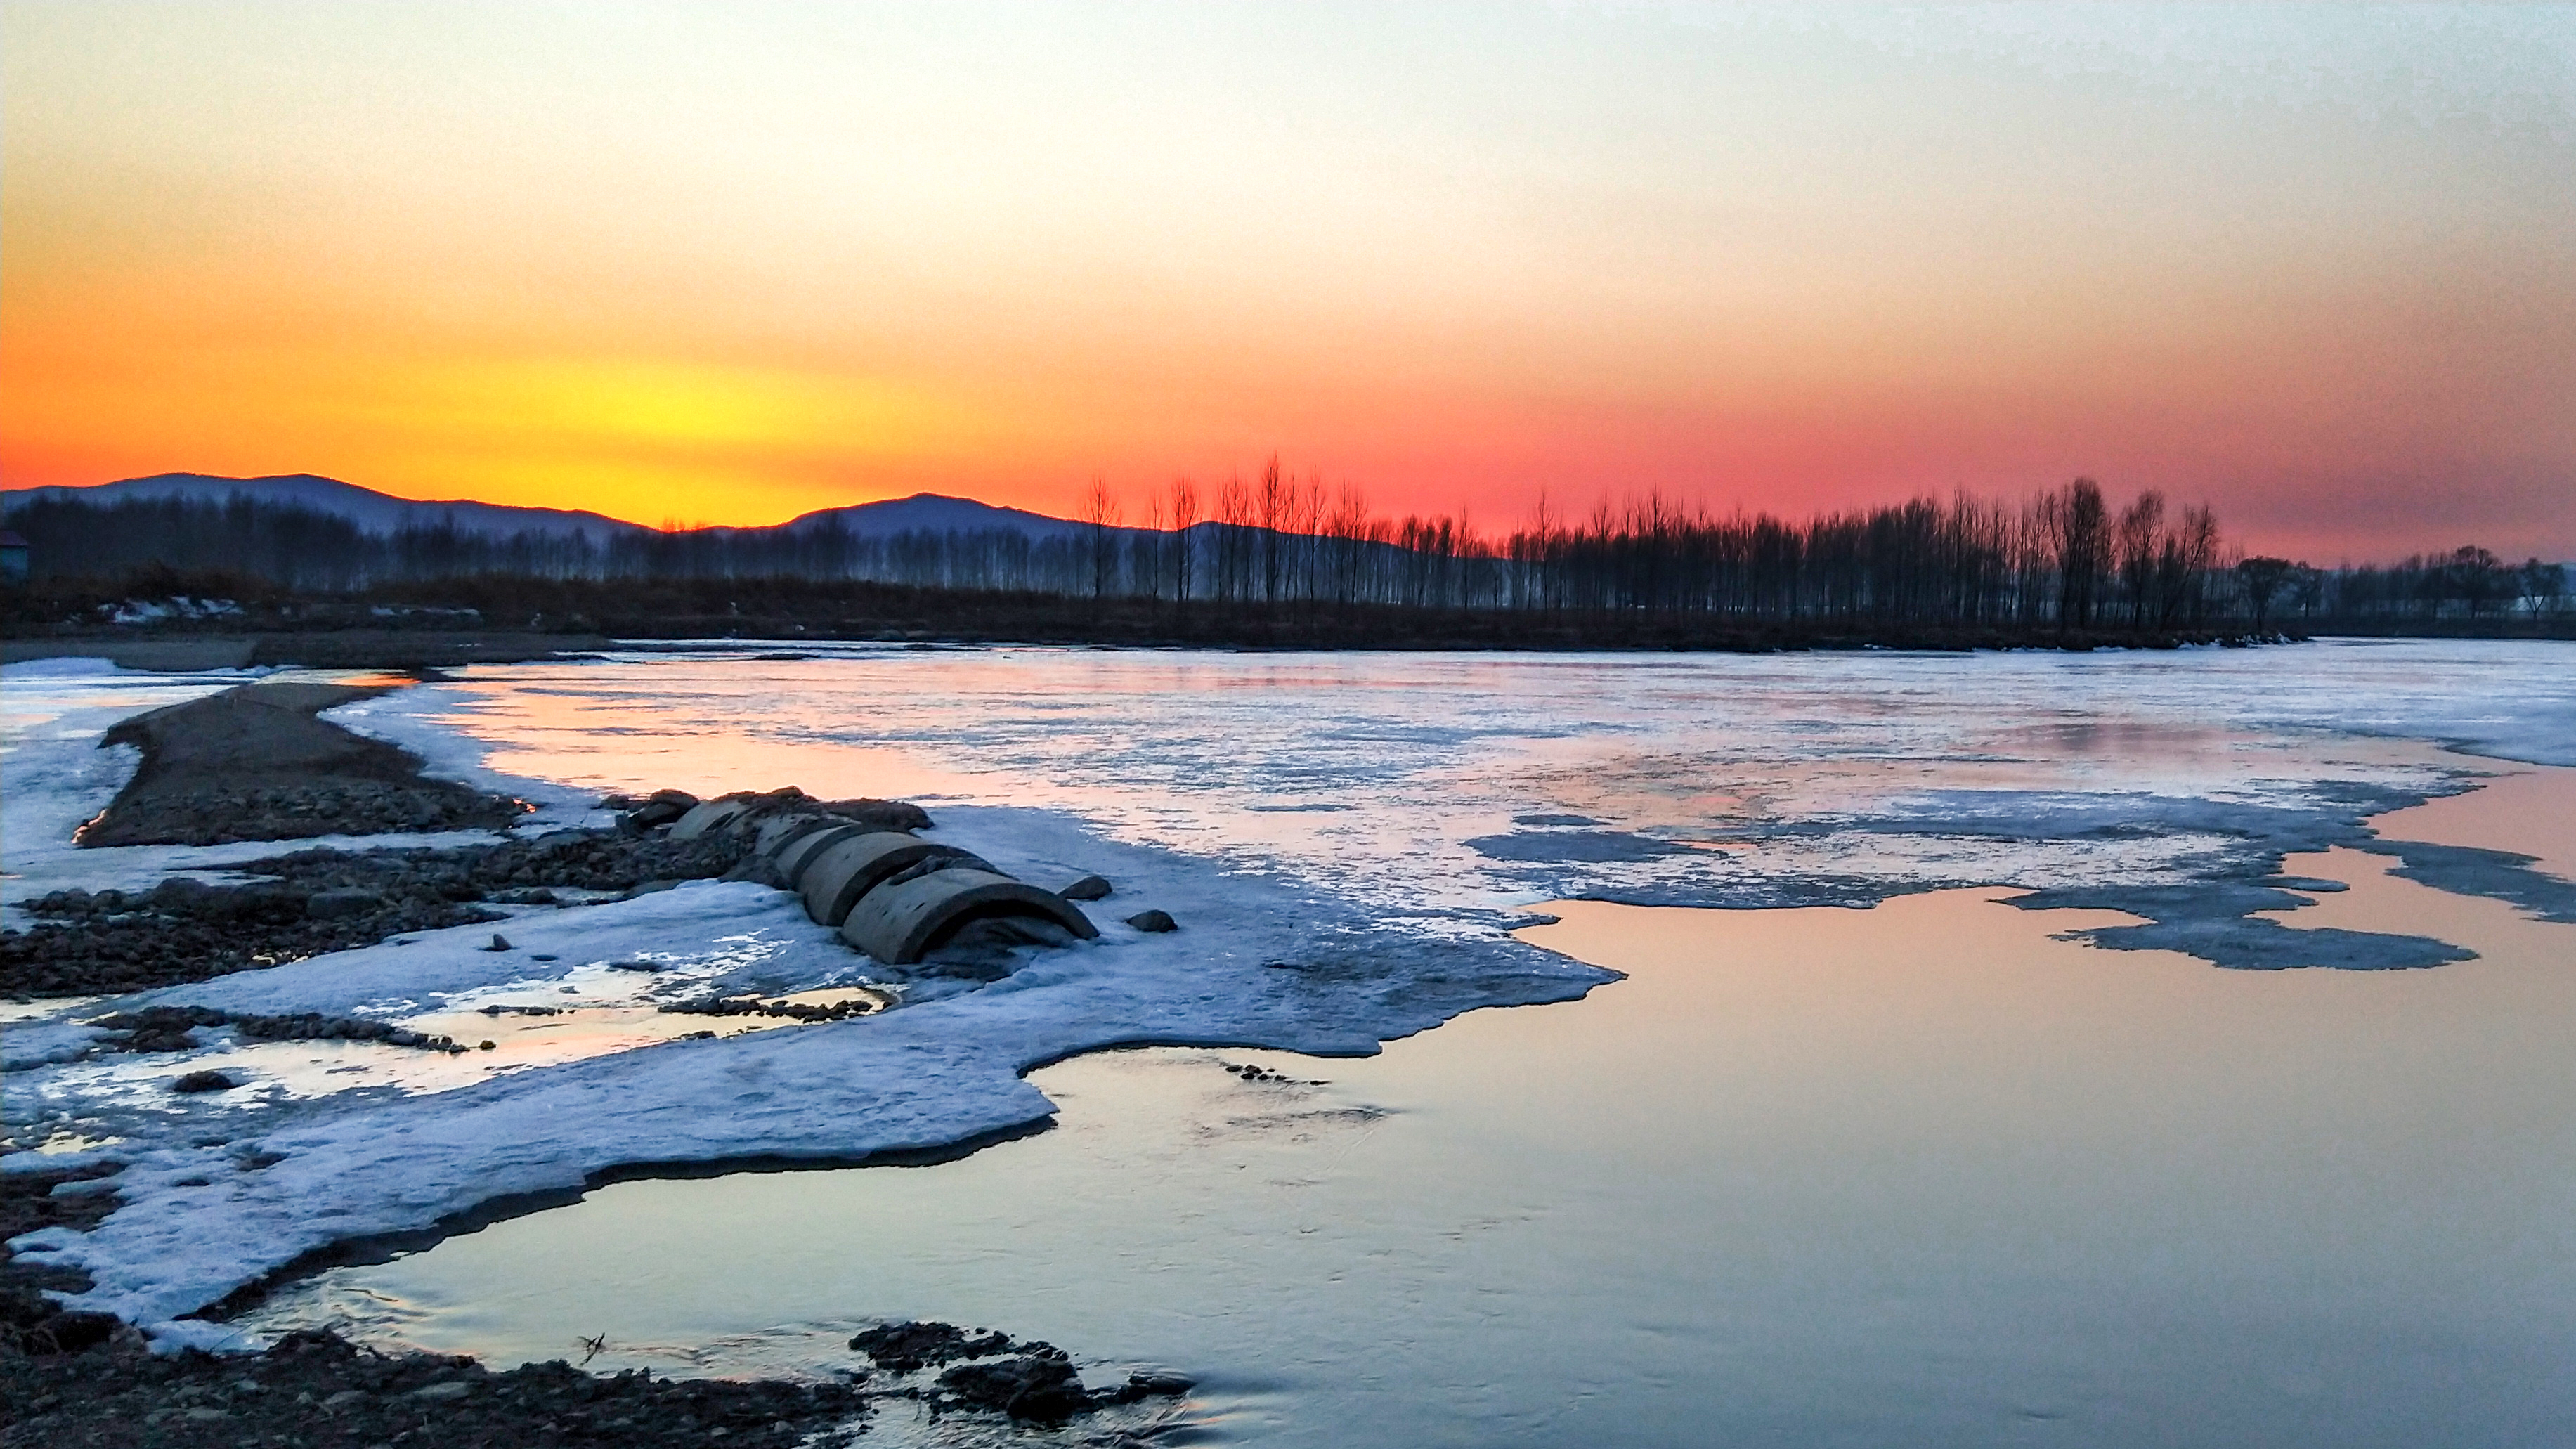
(1, 632, 613, 670)
(79, 680, 527, 847)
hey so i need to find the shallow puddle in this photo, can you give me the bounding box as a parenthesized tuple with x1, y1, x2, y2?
(240, 771, 2576, 1448)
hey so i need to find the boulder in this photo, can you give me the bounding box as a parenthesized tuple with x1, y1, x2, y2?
(937, 1351, 1091, 1421)
(1059, 875, 1112, 901)
(627, 789, 698, 828)
(1124, 909, 1177, 933)
(840, 869, 1098, 966)
(815, 798, 935, 832)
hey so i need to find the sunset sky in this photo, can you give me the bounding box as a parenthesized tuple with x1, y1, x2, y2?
(5, 3, 2571, 560)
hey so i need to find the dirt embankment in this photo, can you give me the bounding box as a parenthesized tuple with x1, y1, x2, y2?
(80, 681, 528, 847)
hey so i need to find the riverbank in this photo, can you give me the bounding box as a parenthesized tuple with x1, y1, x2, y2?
(1, 570, 2289, 656)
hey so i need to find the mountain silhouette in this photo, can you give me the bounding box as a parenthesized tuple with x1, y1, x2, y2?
(1, 473, 1085, 541)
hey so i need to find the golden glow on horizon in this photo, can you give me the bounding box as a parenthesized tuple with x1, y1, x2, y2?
(4, 4, 2572, 555)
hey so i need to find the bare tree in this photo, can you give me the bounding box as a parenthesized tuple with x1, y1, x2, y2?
(1215, 474, 1251, 607)
(1076, 476, 1121, 602)
(2116, 489, 2165, 626)
(1167, 477, 1199, 608)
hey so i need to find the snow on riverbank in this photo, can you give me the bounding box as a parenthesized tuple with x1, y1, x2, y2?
(5, 642, 2572, 1346)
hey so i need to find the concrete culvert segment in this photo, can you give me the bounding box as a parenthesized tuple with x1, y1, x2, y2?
(840, 868, 1099, 965)
(752, 812, 843, 858)
(774, 824, 870, 888)
(799, 833, 989, 927)
(669, 798, 760, 839)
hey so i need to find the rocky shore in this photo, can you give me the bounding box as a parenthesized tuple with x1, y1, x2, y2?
(4, 1324, 875, 1448)
(1, 675, 937, 999)
(4, 830, 753, 997)
(2, 1311, 1195, 1448)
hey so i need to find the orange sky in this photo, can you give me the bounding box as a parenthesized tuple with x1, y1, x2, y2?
(5, 4, 2571, 560)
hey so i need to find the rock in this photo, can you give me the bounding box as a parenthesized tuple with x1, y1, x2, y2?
(36, 1311, 122, 1356)
(171, 1070, 238, 1093)
(627, 789, 697, 829)
(408, 1380, 473, 1401)
(1059, 875, 1113, 901)
(479, 933, 513, 951)
(1124, 909, 1177, 933)
(817, 798, 935, 832)
(305, 888, 384, 920)
(937, 1351, 1090, 1421)
(848, 1321, 1015, 1373)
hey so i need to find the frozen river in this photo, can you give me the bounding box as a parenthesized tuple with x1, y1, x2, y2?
(6, 639, 2575, 1445)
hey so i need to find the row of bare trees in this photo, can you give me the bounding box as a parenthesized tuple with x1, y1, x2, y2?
(15, 472, 2559, 635)
(1068, 472, 2233, 630)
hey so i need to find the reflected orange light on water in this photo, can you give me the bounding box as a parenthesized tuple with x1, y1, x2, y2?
(432, 665, 985, 802)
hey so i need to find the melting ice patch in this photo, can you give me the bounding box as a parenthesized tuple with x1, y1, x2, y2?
(4, 641, 2574, 1343)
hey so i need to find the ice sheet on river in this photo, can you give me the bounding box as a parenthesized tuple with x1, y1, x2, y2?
(4, 641, 2572, 1342)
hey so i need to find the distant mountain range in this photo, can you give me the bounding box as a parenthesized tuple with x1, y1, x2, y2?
(1, 472, 1089, 542)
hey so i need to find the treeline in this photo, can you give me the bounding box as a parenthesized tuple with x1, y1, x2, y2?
(0, 493, 1098, 592)
(1056, 472, 2232, 630)
(8, 472, 2567, 635)
(2232, 547, 2569, 631)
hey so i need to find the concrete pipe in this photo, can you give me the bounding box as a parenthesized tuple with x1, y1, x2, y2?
(799, 832, 989, 927)
(753, 812, 846, 859)
(839, 868, 1098, 965)
(774, 823, 869, 888)
(670, 797, 759, 840)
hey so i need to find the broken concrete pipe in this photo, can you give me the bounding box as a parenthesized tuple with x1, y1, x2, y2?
(750, 810, 848, 859)
(798, 833, 994, 928)
(841, 868, 1100, 966)
(628, 787, 1140, 966)
(670, 796, 762, 840)
(772, 823, 868, 882)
